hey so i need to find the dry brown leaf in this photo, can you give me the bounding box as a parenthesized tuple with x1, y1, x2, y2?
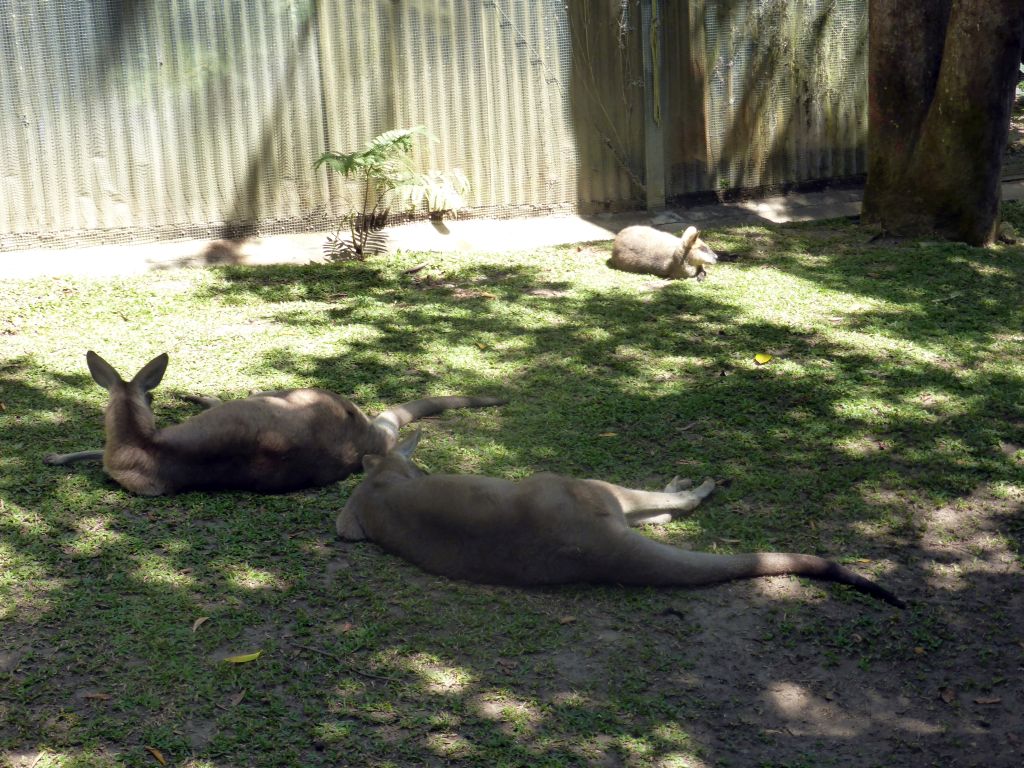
(913, 646, 926, 655)
(558, 616, 576, 625)
(230, 689, 246, 707)
(145, 746, 167, 766)
(83, 692, 111, 701)
(974, 697, 1002, 705)
(939, 686, 956, 704)
(192, 616, 210, 632)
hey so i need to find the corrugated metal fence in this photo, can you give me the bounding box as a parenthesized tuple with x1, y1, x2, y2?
(1, 0, 872, 249)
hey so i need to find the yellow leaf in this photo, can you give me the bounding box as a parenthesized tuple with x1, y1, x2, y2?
(224, 650, 262, 664)
(598, 432, 617, 437)
(145, 746, 167, 766)
(754, 353, 772, 365)
(476, 342, 488, 350)
(191, 616, 210, 632)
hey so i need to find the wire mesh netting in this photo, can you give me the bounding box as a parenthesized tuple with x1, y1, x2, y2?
(0, 1, 928, 252)
(0, 0, 594, 249)
(699, 0, 868, 191)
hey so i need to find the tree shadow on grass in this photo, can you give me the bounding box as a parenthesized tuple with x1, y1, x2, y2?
(3, 231, 1022, 766)
(183, 237, 1024, 765)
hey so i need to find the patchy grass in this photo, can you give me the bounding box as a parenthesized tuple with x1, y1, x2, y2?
(1, 208, 1022, 768)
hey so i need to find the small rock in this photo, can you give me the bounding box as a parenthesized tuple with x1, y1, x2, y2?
(997, 221, 1018, 244)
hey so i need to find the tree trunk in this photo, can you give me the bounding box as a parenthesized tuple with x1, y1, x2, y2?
(863, 0, 1024, 245)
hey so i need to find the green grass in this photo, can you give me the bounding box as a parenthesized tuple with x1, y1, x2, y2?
(1, 206, 1023, 767)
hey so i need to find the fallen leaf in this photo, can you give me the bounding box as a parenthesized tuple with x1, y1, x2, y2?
(224, 650, 262, 664)
(939, 686, 956, 704)
(192, 616, 210, 632)
(974, 697, 1002, 705)
(558, 616, 576, 625)
(230, 689, 246, 706)
(754, 353, 772, 365)
(0, 402, 6, 411)
(476, 342, 488, 349)
(145, 746, 167, 766)
(913, 646, 926, 655)
(338, 622, 355, 633)
(598, 432, 617, 437)
(83, 692, 111, 701)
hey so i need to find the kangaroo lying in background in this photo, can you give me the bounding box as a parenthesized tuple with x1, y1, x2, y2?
(608, 225, 719, 280)
(337, 433, 905, 608)
(44, 351, 504, 496)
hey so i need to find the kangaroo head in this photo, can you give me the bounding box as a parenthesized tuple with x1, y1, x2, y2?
(680, 226, 718, 267)
(87, 351, 168, 431)
(362, 429, 426, 480)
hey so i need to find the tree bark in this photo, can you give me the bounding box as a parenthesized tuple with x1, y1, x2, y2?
(863, 0, 1024, 245)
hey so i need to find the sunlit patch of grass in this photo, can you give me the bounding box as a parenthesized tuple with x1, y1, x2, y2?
(131, 552, 198, 589)
(1, 211, 1021, 767)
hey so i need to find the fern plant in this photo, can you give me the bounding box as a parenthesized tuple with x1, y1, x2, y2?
(314, 126, 427, 257)
(396, 168, 470, 221)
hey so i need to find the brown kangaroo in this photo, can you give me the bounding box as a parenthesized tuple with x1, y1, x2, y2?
(337, 432, 905, 608)
(44, 351, 504, 495)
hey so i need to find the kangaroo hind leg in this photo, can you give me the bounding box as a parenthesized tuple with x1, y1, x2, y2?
(585, 477, 717, 527)
(44, 449, 104, 465)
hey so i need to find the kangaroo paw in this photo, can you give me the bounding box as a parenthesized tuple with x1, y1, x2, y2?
(182, 394, 222, 409)
(663, 475, 694, 492)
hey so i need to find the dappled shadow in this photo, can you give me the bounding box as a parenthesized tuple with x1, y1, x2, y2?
(3, 228, 1023, 766)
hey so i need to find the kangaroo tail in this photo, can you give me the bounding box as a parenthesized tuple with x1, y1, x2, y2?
(371, 395, 506, 442)
(608, 537, 905, 608)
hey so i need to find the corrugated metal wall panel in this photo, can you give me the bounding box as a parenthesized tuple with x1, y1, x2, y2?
(691, 0, 867, 195)
(1, 0, 329, 244)
(1, 1, 881, 247)
(317, 0, 585, 219)
(567, 0, 646, 209)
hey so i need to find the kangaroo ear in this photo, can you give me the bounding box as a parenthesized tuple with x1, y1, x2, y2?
(131, 353, 169, 392)
(86, 351, 122, 391)
(680, 226, 700, 252)
(362, 454, 383, 472)
(396, 428, 422, 458)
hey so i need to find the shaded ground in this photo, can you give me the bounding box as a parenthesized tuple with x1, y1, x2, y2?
(1, 211, 1023, 768)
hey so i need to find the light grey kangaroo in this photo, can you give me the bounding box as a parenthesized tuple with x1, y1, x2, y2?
(337, 432, 904, 608)
(608, 225, 719, 280)
(44, 351, 504, 496)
